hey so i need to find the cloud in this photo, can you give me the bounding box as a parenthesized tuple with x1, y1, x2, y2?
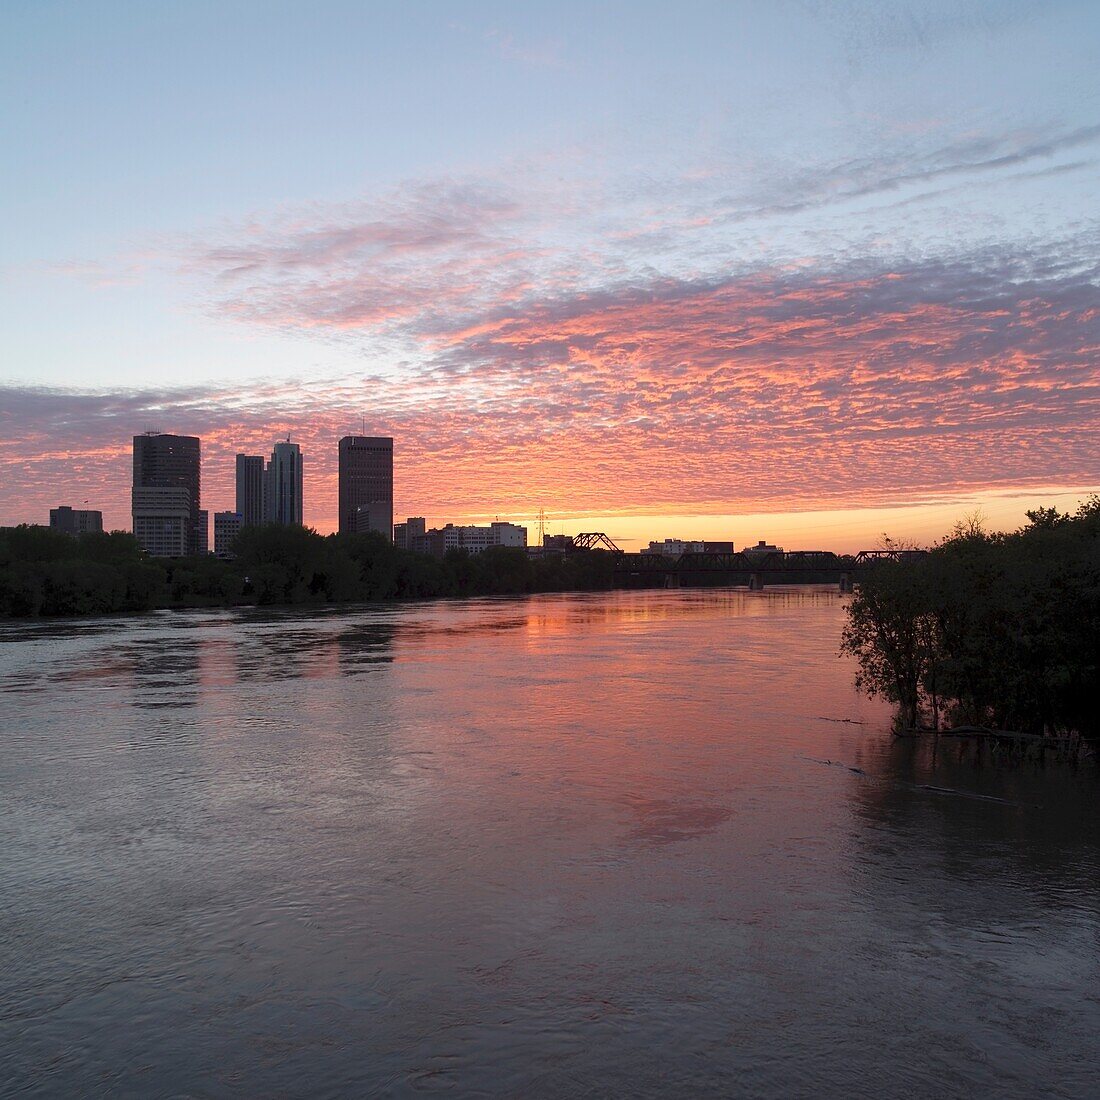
(190, 180, 553, 333)
(645, 122, 1100, 241)
(484, 27, 565, 69)
(179, 117, 1100, 347)
(4, 246, 1098, 533)
(9, 108, 1100, 535)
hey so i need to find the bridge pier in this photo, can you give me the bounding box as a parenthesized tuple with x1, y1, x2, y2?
(839, 573, 853, 593)
(749, 573, 765, 591)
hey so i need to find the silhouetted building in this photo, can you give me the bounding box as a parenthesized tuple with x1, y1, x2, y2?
(543, 534, 575, 551)
(339, 436, 393, 538)
(214, 511, 243, 559)
(235, 454, 266, 527)
(132, 432, 202, 556)
(394, 516, 426, 549)
(131, 486, 191, 557)
(646, 538, 707, 556)
(743, 539, 783, 557)
(49, 506, 103, 535)
(416, 521, 527, 557)
(265, 440, 303, 525)
(643, 538, 736, 556)
(196, 509, 209, 554)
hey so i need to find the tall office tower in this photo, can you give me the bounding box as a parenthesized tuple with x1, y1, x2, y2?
(132, 432, 202, 556)
(235, 454, 266, 527)
(338, 436, 393, 537)
(264, 440, 303, 525)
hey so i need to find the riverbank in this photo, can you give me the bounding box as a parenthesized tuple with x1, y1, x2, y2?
(0, 524, 618, 618)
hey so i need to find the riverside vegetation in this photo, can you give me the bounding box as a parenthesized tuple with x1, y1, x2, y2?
(0, 524, 618, 617)
(6, 502, 1099, 752)
(841, 497, 1100, 746)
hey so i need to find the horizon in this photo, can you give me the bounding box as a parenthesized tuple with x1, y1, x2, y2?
(2, 1, 1098, 547)
(23, 424, 1099, 555)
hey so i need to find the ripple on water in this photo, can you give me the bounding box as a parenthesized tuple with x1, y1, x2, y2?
(1, 590, 1098, 1097)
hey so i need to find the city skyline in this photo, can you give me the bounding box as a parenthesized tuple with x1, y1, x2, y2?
(2, 3, 1098, 551)
(22, 422, 1100, 554)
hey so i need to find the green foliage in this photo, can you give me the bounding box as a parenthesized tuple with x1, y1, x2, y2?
(0, 526, 167, 616)
(0, 522, 619, 617)
(843, 497, 1100, 738)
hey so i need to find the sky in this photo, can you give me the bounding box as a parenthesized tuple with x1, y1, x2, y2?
(1, 0, 1098, 551)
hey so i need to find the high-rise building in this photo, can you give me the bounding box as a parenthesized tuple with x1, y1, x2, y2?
(235, 454, 266, 527)
(338, 436, 393, 537)
(265, 440, 303, 525)
(49, 506, 103, 535)
(214, 511, 243, 558)
(132, 432, 202, 556)
(131, 486, 192, 557)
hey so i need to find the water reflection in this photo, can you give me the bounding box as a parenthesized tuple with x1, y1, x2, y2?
(851, 731, 1100, 896)
(0, 590, 1096, 1098)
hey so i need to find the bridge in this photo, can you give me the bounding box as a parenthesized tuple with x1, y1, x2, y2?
(555, 535, 927, 590)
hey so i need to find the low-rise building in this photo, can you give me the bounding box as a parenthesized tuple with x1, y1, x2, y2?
(643, 538, 736, 556)
(394, 516, 427, 550)
(542, 534, 575, 551)
(49, 506, 103, 535)
(645, 538, 707, 556)
(214, 511, 243, 559)
(743, 539, 783, 557)
(416, 521, 528, 557)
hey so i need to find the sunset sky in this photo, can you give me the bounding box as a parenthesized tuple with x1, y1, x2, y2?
(2, 0, 1098, 550)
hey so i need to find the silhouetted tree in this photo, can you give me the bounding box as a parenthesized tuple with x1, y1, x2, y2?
(844, 497, 1100, 740)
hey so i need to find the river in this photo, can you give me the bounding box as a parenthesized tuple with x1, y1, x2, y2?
(1, 588, 1098, 1097)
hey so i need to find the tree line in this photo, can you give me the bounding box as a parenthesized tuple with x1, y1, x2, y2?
(0, 524, 618, 618)
(841, 498, 1100, 741)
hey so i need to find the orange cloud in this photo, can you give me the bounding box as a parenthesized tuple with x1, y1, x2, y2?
(3, 256, 1098, 535)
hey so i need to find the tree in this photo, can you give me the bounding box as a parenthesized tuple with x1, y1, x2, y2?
(844, 499, 1100, 741)
(841, 560, 935, 730)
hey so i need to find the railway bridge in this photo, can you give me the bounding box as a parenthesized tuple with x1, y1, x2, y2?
(561, 535, 927, 590)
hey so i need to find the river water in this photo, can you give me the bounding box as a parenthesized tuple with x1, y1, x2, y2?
(1, 589, 1098, 1097)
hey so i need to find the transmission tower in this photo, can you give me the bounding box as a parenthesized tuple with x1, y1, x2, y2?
(536, 507, 547, 548)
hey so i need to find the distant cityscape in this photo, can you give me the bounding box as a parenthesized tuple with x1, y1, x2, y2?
(41, 430, 779, 560)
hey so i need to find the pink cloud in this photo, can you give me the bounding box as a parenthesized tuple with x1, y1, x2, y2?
(4, 254, 1098, 535)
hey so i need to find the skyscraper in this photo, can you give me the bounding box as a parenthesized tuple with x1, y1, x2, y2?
(265, 440, 303, 525)
(338, 436, 393, 537)
(132, 432, 202, 556)
(235, 454, 266, 527)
